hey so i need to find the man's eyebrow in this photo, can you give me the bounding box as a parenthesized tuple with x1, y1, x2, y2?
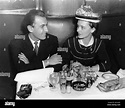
(39, 23, 48, 28)
(42, 23, 48, 26)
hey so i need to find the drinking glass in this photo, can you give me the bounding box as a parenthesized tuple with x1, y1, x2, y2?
(48, 72, 60, 90)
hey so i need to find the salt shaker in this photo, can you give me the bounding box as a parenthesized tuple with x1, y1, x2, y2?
(66, 81, 71, 94)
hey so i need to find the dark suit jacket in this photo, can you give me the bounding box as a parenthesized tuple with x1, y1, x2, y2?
(8, 33, 60, 78)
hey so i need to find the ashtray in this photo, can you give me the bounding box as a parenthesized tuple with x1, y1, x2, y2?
(102, 73, 119, 80)
(16, 84, 32, 99)
(72, 81, 87, 91)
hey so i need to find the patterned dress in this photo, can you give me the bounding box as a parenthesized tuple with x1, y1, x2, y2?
(62, 36, 110, 72)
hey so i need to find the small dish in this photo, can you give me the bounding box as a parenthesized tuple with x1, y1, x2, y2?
(102, 73, 119, 80)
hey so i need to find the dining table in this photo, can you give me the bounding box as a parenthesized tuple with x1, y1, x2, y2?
(15, 68, 125, 100)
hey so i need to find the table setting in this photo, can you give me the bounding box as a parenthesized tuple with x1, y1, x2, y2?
(14, 62, 125, 100)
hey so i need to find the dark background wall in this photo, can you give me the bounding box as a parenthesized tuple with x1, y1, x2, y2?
(0, 0, 125, 99)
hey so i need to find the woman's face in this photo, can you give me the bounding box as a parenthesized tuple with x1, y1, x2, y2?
(77, 20, 95, 39)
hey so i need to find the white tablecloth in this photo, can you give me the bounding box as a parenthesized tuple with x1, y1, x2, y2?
(16, 69, 125, 100)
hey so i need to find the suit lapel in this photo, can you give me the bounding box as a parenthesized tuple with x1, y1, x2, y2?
(23, 35, 36, 58)
(23, 35, 50, 60)
(38, 38, 49, 59)
(25, 35, 34, 51)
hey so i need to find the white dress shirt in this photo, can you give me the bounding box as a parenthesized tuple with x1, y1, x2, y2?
(28, 35, 47, 68)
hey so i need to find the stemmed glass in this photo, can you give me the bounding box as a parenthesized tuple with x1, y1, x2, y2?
(48, 72, 60, 90)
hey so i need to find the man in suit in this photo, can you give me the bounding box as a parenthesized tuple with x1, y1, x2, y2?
(8, 9, 62, 99)
(8, 9, 62, 79)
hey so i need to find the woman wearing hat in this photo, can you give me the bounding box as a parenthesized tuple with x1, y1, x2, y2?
(62, 5, 110, 72)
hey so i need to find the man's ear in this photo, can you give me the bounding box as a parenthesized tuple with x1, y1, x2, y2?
(27, 25, 33, 32)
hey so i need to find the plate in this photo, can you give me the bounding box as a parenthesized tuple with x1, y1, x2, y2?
(102, 73, 119, 80)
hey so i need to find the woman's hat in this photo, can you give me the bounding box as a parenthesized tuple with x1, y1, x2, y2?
(75, 5, 101, 23)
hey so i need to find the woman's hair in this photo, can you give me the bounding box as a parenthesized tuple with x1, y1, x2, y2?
(21, 9, 46, 34)
(89, 22, 99, 35)
(73, 19, 99, 37)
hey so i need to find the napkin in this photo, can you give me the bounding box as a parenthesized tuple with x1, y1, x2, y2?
(97, 77, 125, 92)
(14, 68, 54, 83)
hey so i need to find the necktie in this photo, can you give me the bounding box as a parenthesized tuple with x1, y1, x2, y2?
(34, 41, 39, 55)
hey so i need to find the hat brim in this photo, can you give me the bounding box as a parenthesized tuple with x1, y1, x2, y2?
(76, 16, 101, 23)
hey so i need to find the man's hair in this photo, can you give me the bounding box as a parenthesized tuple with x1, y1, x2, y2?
(21, 9, 46, 34)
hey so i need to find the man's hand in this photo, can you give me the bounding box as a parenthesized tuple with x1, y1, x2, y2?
(48, 53, 62, 65)
(44, 53, 62, 67)
(18, 52, 29, 64)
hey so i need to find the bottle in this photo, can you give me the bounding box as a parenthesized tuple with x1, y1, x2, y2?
(60, 71, 67, 94)
(66, 70, 73, 94)
(87, 77, 92, 88)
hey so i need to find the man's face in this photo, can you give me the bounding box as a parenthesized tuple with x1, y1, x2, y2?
(31, 16, 48, 40)
(77, 20, 94, 39)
